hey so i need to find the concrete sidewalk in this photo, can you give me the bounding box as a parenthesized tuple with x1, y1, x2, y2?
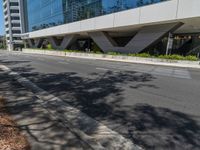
(0, 70, 93, 150)
(0, 64, 141, 150)
(22, 49, 200, 69)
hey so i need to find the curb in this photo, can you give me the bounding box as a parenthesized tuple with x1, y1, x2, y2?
(0, 64, 142, 150)
(22, 49, 200, 69)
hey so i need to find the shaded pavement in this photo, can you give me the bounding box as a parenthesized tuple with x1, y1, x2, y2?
(0, 71, 93, 150)
(0, 51, 200, 150)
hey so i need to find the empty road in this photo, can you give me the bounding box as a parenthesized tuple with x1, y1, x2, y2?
(0, 50, 200, 150)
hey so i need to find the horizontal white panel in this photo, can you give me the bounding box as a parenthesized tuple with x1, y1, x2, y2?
(177, 0, 200, 19)
(95, 14, 114, 30)
(58, 24, 69, 35)
(114, 8, 140, 27)
(140, 0, 178, 24)
(68, 22, 81, 33)
(80, 18, 95, 31)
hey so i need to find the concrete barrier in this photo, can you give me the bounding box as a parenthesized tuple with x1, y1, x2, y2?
(43, 50, 66, 56)
(22, 48, 200, 69)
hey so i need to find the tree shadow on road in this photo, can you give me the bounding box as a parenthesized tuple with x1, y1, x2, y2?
(19, 68, 200, 149)
(0, 69, 91, 150)
(0, 59, 200, 150)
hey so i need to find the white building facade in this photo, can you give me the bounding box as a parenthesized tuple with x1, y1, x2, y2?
(3, 0, 24, 51)
(4, 0, 200, 55)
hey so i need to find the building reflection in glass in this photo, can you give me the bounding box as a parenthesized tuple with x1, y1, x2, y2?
(25, 0, 168, 32)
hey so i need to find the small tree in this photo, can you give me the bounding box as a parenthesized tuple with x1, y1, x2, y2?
(0, 35, 6, 49)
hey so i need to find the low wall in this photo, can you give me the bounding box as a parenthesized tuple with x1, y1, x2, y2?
(22, 49, 200, 69)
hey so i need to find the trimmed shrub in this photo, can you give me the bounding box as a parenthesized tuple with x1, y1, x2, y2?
(46, 44, 53, 50)
(64, 49, 83, 53)
(107, 52, 121, 55)
(185, 55, 198, 61)
(27, 48, 199, 61)
(158, 55, 184, 60)
(134, 53, 151, 58)
(158, 55, 198, 61)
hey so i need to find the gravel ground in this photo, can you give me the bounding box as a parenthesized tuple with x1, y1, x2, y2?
(0, 97, 30, 150)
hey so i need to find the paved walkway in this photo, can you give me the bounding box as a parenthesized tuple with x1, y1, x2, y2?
(0, 70, 93, 150)
(1, 51, 200, 150)
(0, 64, 141, 150)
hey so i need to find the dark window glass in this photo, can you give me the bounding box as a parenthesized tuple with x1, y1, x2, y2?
(12, 23, 20, 27)
(10, 9, 19, 13)
(11, 16, 20, 20)
(12, 30, 21, 34)
(10, 2, 19, 6)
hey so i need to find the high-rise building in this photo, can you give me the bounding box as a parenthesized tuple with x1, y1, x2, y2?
(3, 0, 24, 51)
(4, 0, 200, 55)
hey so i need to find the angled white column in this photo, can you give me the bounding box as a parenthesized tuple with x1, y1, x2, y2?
(27, 38, 44, 48)
(48, 35, 78, 50)
(88, 32, 118, 53)
(89, 22, 183, 53)
(126, 23, 183, 53)
(27, 39, 33, 47)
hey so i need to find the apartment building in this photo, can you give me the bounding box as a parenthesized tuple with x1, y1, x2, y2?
(3, 0, 24, 51)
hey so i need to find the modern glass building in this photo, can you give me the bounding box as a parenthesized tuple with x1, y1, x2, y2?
(4, 0, 200, 55)
(24, 0, 167, 32)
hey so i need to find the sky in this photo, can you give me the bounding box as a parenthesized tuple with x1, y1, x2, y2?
(0, 0, 5, 35)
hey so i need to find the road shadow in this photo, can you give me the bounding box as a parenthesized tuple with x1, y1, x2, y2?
(0, 71, 92, 150)
(0, 59, 200, 149)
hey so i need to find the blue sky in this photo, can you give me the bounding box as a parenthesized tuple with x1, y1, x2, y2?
(0, 0, 5, 35)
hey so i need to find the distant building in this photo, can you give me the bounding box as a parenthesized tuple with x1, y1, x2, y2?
(3, 0, 24, 51)
(3, 0, 200, 55)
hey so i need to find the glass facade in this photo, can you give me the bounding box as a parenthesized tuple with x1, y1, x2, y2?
(25, 0, 168, 32)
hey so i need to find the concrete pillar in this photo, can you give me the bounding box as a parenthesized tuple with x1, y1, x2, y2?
(27, 38, 44, 48)
(7, 43, 13, 51)
(89, 22, 183, 54)
(23, 40, 28, 48)
(88, 32, 118, 53)
(27, 39, 34, 48)
(166, 33, 174, 55)
(48, 35, 78, 50)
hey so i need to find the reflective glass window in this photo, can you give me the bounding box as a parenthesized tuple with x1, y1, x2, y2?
(25, 0, 168, 32)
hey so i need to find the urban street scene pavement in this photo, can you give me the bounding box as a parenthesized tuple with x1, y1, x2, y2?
(1, 0, 200, 150)
(0, 50, 200, 150)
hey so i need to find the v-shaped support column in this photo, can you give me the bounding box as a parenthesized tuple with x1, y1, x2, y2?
(27, 38, 44, 48)
(27, 39, 34, 47)
(88, 32, 118, 53)
(48, 35, 78, 50)
(89, 22, 183, 53)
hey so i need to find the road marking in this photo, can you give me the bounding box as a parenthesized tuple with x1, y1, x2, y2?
(0, 64, 142, 150)
(96, 67, 109, 71)
(102, 65, 191, 79)
(58, 61, 69, 65)
(94, 63, 192, 79)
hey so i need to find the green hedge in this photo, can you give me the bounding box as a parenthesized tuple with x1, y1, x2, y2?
(158, 55, 198, 61)
(128, 53, 151, 58)
(26, 48, 199, 61)
(46, 44, 53, 50)
(64, 49, 83, 53)
(107, 52, 198, 61)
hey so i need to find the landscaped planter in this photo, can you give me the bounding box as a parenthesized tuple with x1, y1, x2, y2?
(22, 48, 200, 68)
(44, 50, 65, 56)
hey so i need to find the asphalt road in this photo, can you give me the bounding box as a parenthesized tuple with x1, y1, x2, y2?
(0, 50, 200, 150)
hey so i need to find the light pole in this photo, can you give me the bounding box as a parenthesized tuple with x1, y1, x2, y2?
(166, 32, 173, 55)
